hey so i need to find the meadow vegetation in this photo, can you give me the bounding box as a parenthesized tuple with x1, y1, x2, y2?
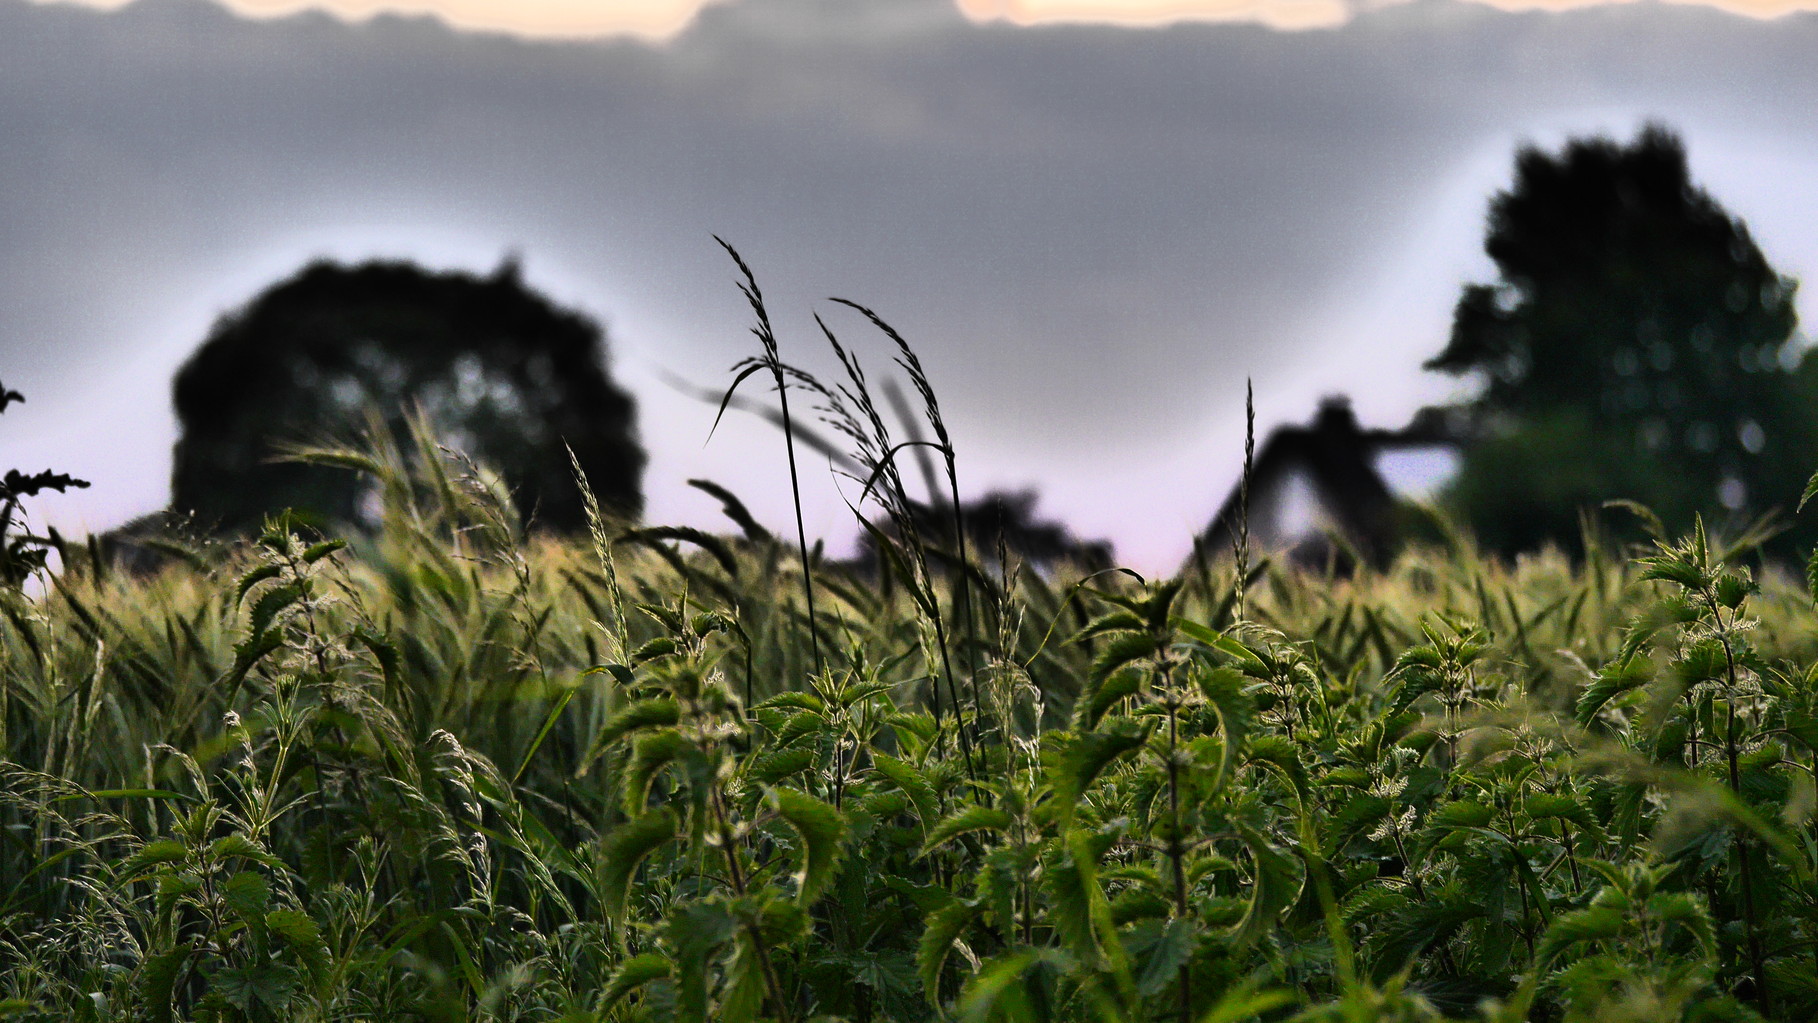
(7, 261, 1818, 1022)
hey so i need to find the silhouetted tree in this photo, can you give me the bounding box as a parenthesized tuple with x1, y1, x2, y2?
(171, 258, 643, 535)
(1429, 124, 1814, 553)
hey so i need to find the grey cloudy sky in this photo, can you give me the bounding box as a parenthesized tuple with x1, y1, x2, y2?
(6, 0, 1818, 570)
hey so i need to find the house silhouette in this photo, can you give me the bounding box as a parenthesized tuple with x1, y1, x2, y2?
(1198, 397, 1458, 568)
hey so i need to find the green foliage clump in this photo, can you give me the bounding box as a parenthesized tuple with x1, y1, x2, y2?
(9, 263, 1818, 1022)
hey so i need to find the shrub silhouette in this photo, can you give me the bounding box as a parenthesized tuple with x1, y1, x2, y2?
(1430, 124, 1813, 553)
(171, 258, 643, 535)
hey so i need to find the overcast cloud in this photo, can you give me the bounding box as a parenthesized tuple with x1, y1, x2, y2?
(6, 0, 1818, 570)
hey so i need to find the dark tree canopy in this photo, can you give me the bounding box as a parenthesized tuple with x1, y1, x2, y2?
(172, 258, 643, 535)
(1430, 125, 1813, 553)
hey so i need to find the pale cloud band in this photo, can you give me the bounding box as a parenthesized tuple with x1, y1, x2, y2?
(28, 0, 1818, 40)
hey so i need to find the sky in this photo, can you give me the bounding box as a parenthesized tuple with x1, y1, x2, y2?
(6, 0, 1818, 572)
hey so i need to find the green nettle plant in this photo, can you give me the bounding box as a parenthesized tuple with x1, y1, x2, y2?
(0, 380, 89, 587)
(9, 263, 1818, 1022)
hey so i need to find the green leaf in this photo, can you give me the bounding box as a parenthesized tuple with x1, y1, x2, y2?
(301, 538, 347, 564)
(1577, 654, 1654, 726)
(1197, 665, 1251, 795)
(233, 563, 282, 605)
(124, 840, 190, 874)
(872, 753, 940, 828)
(1074, 665, 1142, 731)
(956, 949, 1067, 1023)
(139, 943, 190, 1023)
(917, 899, 981, 1003)
(221, 870, 271, 921)
(585, 697, 681, 767)
(1230, 823, 1301, 949)
(623, 728, 699, 814)
(768, 786, 849, 904)
(1089, 631, 1160, 686)
(212, 963, 296, 1014)
(599, 952, 672, 1011)
(1047, 721, 1151, 830)
(1801, 469, 1818, 513)
(599, 807, 677, 925)
(265, 909, 320, 946)
(1537, 904, 1625, 963)
(748, 746, 817, 784)
(921, 804, 1014, 856)
(1133, 917, 1195, 997)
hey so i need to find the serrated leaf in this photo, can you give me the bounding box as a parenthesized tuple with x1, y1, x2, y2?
(139, 944, 191, 1023)
(1048, 722, 1151, 831)
(221, 871, 270, 921)
(1074, 665, 1141, 731)
(622, 728, 701, 814)
(301, 539, 347, 564)
(599, 952, 672, 1011)
(212, 964, 296, 1013)
(871, 753, 939, 828)
(1198, 665, 1251, 795)
(749, 746, 816, 784)
(233, 563, 282, 606)
(1230, 823, 1301, 949)
(1537, 904, 1625, 963)
(769, 786, 849, 904)
(921, 804, 1013, 856)
(265, 909, 320, 946)
(1133, 916, 1194, 996)
(1090, 632, 1160, 686)
(1577, 654, 1654, 726)
(585, 697, 681, 769)
(599, 807, 677, 925)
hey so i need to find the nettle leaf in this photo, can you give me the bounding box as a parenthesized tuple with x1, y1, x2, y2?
(758, 691, 826, 715)
(1089, 631, 1160, 687)
(245, 581, 303, 639)
(1577, 655, 1654, 727)
(1230, 823, 1302, 949)
(1245, 735, 1310, 810)
(221, 871, 271, 922)
(665, 898, 739, 1023)
(768, 786, 849, 904)
(1075, 610, 1146, 642)
(1713, 572, 1754, 610)
(1074, 665, 1142, 731)
(922, 804, 1013, 856)
(631, 636, 681, 665)
(1801, 468, 1818, 514)
(871, 753, 940, 828)
(956, 948, 1068, 1023)
(624, 729, 702, 814)
(748, 746, 816, 785)
(301, 538, 347, 564)
(233, 563, 282, 605)
(139, 943, 191, 1023)
(1132, 916, 1194, 997)
(1047, 721, 1151, 830)
(1639, 557, 1708, 591)
(599, 952, 672, 1012)
(212, 964, 297, 1014)
(1524, 793, 1599, 832)
(1537, 904, 1625, 963)
(587, 697, 682, 765)
(1197, 665, 1252, 794)
(600, 807, 678, 925)
(918, 899, 982, 1002)
(125, 840, 191, 875)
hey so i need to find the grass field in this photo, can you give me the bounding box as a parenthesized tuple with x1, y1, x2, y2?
(8, 264, 1818, 1022)
(6, 429, 1818, 1022)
